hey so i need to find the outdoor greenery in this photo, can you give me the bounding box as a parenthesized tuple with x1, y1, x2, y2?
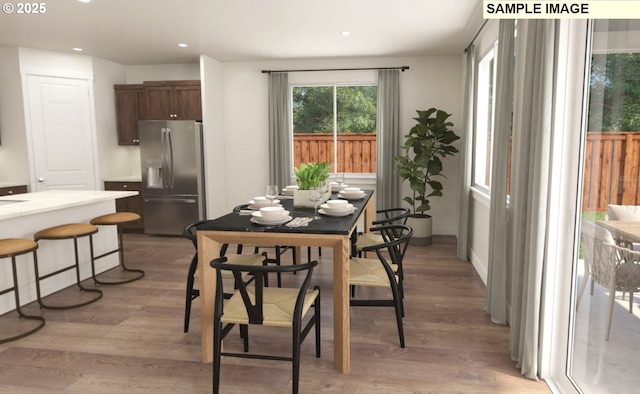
(589, 52, 640, 131)
(293, 162, 332, 190)
(292, 85, 377, 133)
(396, 108, 460, 215)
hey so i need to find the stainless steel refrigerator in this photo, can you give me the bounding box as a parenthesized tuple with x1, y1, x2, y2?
(139, 120, 206, 235)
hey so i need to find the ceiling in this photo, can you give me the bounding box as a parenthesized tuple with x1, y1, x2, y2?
(0, 0, 482, 65)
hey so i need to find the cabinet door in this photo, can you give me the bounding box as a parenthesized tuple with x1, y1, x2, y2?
(174, 85, 202, 120)
(114, 85, 145, 145)
(104, 181, 144, 232)
(145, 86, 174, 120)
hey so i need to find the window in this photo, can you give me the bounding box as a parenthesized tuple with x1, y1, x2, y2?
(473, 44, 497, 191)
(291, 84, 377, 174)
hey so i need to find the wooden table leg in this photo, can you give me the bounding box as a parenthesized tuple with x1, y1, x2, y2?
(198, 232, 220, 363)
(333, 236, 350, 374)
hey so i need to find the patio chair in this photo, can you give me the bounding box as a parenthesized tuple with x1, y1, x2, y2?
(578, 220, 640, 340)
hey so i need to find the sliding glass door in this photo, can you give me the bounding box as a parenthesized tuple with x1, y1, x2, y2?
(570, 19, 640, 394)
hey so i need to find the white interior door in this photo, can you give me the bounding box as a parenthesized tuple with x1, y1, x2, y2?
(26, 75, 97, 191)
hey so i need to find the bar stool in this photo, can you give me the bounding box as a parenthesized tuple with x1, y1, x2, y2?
(90, 212, 144, 285)
(33, 223, 103, 309)
(0, 238, 45, 343)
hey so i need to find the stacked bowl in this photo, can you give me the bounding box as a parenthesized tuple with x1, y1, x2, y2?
(248, 196, 281, 210)
(338, 187, 365, 200)
(319, 199, 356, 217)
(251, 206, 291, 225)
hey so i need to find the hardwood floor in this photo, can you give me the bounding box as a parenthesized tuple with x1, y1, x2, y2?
(0, 233, 551, 393)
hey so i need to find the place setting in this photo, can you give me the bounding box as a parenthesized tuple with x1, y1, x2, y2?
(337, 186, 366, 201)
(319, 199, 357, 217)
(250, 205, 293, 226)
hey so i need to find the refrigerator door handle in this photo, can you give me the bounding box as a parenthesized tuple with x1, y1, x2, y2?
(166, 127, 175, 189)
(160, 128, 168, 188)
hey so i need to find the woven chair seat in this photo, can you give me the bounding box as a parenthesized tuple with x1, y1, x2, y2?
(34, 223, 98, 240)
(0, 238, 37, 257)
(355, 233, 384, 251)
(90, 212, 141, 225)
(222, 287, 319, 327)
(349, 257, 398, 287)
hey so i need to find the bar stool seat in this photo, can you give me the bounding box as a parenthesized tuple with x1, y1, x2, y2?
(33, 223, 103, 310)
(90, 212, 144, 285)
(0, 238, 46, 343)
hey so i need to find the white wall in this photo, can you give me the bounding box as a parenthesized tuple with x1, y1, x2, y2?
(219, 56, 462, 235)
(126, 63, 200, 84)
(0, 47, 29, 184)
(92, 57, 136, 182)
(200, 55, 227, 219)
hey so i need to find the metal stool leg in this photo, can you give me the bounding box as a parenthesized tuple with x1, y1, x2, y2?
(0, 250, 45, 344)
(91, 226, 144, 285)
(34, 235, 103, 310)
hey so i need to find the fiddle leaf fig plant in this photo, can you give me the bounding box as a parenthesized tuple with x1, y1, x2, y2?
(395, 108, 460, 216)
(294, 162, 332, 190)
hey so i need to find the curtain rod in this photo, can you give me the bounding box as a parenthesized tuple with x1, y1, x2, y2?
(465, 20, 488, 53)
(261, 66, 409, 74)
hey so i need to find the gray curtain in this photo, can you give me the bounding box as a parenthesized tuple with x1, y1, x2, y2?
(485, 20, 516, 325)
(508, 19, 556, 380)
(268, 72, 291, 189)
(457, 45, 476, 261)
(376, 69, 401, 210)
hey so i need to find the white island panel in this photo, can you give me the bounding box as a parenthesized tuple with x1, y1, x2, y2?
(0, 190, 137, 314)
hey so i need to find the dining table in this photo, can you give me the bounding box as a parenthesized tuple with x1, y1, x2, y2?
(196, 189, 375, 374)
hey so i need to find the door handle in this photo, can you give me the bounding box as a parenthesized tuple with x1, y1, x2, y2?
(38, 177, 45, 182)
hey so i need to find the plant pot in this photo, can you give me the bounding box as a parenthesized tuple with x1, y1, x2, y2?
(293, 189, 331, 208)
(407, 214, 432, 246)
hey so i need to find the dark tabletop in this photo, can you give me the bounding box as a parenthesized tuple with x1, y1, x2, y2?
(196, 190, 373, 235)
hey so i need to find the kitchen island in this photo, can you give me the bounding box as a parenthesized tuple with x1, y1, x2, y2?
(0, 190, 137, 314)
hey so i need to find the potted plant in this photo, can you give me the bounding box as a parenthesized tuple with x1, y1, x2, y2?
(292, 162, 332, 207)
(395, 108, 460, 245)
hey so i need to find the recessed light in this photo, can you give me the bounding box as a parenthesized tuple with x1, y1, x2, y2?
(177, 43, 188, 48)
(77, 0, 92, 3)
(341, 31, 351, 36)
(72, 48, 83, 52)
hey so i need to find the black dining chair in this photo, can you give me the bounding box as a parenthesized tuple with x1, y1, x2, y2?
(349, 224, 413, 348)
(182, 220, 267, 333)
(210, 256, 321, 394)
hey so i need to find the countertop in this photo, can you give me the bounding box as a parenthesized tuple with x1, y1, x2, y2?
(0, 189, 138, 220)
(103, 176, 142, 183)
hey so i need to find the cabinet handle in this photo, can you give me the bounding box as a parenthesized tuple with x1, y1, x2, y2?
(123, 184, 128, 189)
(8, 190, 13, 195)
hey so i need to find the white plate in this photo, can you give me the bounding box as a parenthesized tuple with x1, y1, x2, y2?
(281, 189, 294, 196)
(319, 208, 356, 217)
(252, 210, 290, 222)
(338, 193, 365, 201)
(250, 215, 292, 226)
(320, 203, 354, 213)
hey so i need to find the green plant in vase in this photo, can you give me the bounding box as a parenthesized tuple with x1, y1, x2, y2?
(293, 162, 332, 190)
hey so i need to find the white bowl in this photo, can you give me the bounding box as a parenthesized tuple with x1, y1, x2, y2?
(259, 206, 285, 218)
(321, 202, 353, 213)
(343, 187, 361, 193)
(326, 199, 349, 208)
(285, 185, 299, 191)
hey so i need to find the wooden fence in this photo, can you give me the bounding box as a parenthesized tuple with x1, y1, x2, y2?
(293, 133, 376, 173)
(583, 132, 640, 211)
(294, 131, 640, 212)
